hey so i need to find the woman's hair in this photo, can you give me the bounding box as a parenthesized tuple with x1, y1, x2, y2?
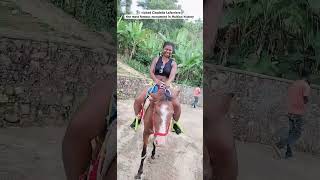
(162, 41, 175, 53)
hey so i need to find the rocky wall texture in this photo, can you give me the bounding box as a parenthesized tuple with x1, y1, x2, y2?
(117, 75, 203, 106)
(207, 65, 320, 154)
(0, 37, 115, 127)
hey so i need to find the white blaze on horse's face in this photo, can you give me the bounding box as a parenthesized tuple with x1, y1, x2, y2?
(159, 104, 169, 134)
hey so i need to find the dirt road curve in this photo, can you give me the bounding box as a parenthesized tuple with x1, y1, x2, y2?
(117, 100, 204, 180)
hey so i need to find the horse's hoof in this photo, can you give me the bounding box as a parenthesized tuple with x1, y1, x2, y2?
(151, 155, 155, 159)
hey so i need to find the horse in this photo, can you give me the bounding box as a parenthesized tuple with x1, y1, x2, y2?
(134, 84, 180, 179)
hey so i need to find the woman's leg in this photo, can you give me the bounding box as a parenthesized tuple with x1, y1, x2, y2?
(172, 98, 181, 121)
(130, 87, 149, 129)
(133, 87, 149, 116)
(62, 80, 114, 179)
(171, 87, 182, 132)
(171, 94, 183, 134)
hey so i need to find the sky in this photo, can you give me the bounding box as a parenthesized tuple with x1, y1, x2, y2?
(130, 0, 203, 21)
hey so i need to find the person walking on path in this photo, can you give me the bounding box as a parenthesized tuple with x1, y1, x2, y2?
(273, 70, 311, 159)
(192, 86, 201, 108)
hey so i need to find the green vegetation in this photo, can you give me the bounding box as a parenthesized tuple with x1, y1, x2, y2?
(212, 0, 320, 84)
(117, 0, 203, 87)
(50, 0, 203, 86)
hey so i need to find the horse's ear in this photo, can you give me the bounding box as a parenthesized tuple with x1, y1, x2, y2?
(176, 89, 181, 96)
(169, 91, 176, 100)
(172, 89, 180, 98)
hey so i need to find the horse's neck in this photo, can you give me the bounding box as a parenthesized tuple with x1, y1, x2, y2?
(159, 93, 171, 102)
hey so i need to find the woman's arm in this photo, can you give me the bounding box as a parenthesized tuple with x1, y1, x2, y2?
(166, 61, 177, 86)
(150, 57, 160, 84)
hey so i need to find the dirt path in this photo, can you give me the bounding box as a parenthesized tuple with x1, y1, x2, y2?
(236, 141, 320, 180)
(1, 0, 114, 49)
(0, 126, 320, 180)
(0, 127, 66, 180)
(0, 102, 319, 179)
(117, 100, 203, 180)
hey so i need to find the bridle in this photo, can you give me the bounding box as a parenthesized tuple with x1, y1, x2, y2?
(155, 83, 172, 101)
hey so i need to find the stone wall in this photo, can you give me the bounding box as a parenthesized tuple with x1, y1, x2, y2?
(117, 75, 203, 106)
(0, 35, 115, 127)
(209, 65, 320, 154)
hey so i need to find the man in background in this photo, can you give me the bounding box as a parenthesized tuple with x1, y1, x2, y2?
(273, 70, 311, 159)
(192, 86, 201, 108)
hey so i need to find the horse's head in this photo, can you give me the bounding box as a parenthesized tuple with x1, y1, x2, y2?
(149, 84, 180, 102)
(149, 86, 178, 146)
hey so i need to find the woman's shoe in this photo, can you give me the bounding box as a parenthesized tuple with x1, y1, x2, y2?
(130, 117, 141, 131)
(172, 121, 183, 135)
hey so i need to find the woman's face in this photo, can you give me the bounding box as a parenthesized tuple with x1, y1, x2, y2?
(163, 45, 173, 58)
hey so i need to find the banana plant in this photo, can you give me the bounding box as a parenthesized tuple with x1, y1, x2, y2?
(215, 0, 320, 80)
(117, 16, 129, 53)
(140, 31, 162, 62)
(117, 18, 147, 60)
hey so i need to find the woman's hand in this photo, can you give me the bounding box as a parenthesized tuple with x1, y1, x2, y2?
(155, 79, 164, 86)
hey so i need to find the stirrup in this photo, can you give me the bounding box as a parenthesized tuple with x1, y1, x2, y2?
(135, 117, 142, 131)
(130, 117, 141, 131)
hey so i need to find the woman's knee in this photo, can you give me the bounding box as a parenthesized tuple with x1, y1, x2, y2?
(134, 96, 143, 105)
(135, 88, 148, 103)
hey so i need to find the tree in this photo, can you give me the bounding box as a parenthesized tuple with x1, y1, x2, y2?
(136, 0, 184, 34)
(213, 0, 320, 82)
(125, 0, 132, 13)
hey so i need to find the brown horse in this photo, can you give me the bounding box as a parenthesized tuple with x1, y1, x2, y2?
(134, 85, 180, 179)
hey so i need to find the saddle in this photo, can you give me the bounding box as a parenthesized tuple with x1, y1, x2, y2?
(141, 83, 172, 119)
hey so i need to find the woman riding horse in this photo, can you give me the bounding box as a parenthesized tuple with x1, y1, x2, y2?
(134, 81, 180, 179)
(130, 41, 182, 134)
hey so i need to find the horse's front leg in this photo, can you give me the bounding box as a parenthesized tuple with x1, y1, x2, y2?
(135, 131, 150, 179)
(151, 141, 156, 159)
